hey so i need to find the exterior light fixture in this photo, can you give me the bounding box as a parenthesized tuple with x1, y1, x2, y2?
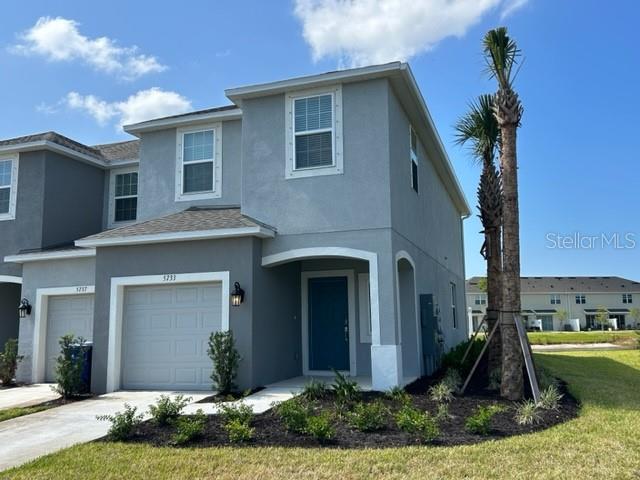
(231, 282, 245, 306)
(18, 298, 32, 318)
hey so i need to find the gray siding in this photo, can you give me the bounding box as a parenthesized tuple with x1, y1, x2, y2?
(136, 120, 242, 221)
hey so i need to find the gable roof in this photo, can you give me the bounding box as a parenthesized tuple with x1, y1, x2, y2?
(123, 105, 242, 135)
(466, 276, 640, 294)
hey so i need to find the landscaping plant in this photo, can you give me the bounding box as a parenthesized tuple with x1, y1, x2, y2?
(347, 400, 388, 432)
(442, 369, 462, 391)
(385, 386, 412, 407)
(0, 338, 23, 386)
(274, 397, 312, 433)
(539, 385, 563, 411)
(149, 394, 191, 426)
(429, 382, 454, 403)
(465, 404, 504, 435)
(515, 399, 542, 425)
(395, 405, 440, 442)
(207, 330, 241, 395)
(54, 334, 88, 398)
(97, 404, 144, 441)
(304, 413, 335, 443)
(435, 403, 451, 422)
(225, 418, 255, 443)
(331, 369, 360, 407)
(218, 401, 254, 426)
(172, 409, 207, 445)
(302, 379, 328, 401)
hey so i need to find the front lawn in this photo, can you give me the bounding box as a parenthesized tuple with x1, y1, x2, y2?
(6, 350, 640, 479)
(528, 330, 640, 346)
(0, 404, 53, 422)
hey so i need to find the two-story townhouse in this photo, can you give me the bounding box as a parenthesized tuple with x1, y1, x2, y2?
(7, 63, 470, 393)
(467, 276, 640, 331)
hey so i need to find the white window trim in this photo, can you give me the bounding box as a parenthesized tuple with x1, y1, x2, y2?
(175, 123, 222, 201)
(409, 125, 419, 192)
(451, 282, 458, 329)
(301, 269, 356, 377)
(285, 85, 343, 179)
(0, 154, 19, 221)
(108, 166, 138, 228)
(358, 273, 372, 343)
(106, 271, 230, 392)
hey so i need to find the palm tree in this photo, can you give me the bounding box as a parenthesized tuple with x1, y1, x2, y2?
(455, 94, 503, 376)
(483, 27, 528, 400)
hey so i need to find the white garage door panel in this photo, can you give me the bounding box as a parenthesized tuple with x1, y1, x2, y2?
(45, 294, 94, 382)
(121, 283, 222, 390)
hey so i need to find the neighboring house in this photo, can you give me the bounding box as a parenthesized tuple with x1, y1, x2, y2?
(4, 62, 470, 393)
(466, 276, 640, 331)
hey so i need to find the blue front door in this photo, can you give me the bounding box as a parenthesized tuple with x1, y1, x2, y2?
(308, 276, 349, 371)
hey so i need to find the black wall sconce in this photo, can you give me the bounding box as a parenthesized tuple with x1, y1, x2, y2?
(18, 298, 32, 318)
(231, 282, 245, 306)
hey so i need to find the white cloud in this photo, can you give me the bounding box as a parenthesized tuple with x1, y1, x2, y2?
(11, 17, 167, 80)
(500, 0, 529, 19)
(293, 0, 526, 66)
(64, 88, 192, 129)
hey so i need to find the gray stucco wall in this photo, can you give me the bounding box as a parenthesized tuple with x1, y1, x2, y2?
(42, 152, 105, 248)
(0, 282, 20, 350)
(15, 256, 96, 382)
(136, 120, 242, 221)
(0, 151, 46, 277)
(240, 79, 392, 234)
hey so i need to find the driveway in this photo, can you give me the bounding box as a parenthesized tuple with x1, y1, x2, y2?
(0, 384, 60, 410)
(0, 390, 209, 472)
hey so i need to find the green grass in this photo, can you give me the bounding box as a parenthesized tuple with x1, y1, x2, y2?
(5, 350, 640, 479)
(528, 330, 640, 346)
(0, 404, 54, 422)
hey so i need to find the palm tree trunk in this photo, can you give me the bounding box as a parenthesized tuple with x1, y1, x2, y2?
(499, 121, 524, 400)
(485, 225, 502, 375)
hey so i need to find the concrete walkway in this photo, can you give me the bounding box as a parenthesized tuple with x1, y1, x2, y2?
(0, 390, 209, 472)
(0, 384, 60, 410)
(532, 342, 626, 352)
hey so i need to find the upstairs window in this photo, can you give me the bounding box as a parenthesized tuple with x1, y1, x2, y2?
(286, 86, 343, 179)
(550, 294, 561, 305)
(575, 294, 586, 304)
(623, 294, 633, 304)
(114, 172, 138, 223)
(451, 282, 458, 328)
(175, 123, 222, 201)
(474, 294, 487, 305)
(0, 155, 18, 221)
(410, 126, 419, 193)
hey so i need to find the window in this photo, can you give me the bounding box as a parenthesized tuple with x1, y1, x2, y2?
(0, 155, 18, 221)
(474, 294, 486, 305)
(175, 123, 222, 201)
(451, 282, 457, 328)
(575, 294, 586, 304)
(623, 294, 633, 304)
(410, 126, 419, 193)
(114, 172, 138, 222)
(550, 294, 561, 305)
(285, 86, 343, 179)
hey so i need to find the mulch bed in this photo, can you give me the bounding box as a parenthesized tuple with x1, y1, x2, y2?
(109, 376, 579, 449)
(195, 387, 264, 404)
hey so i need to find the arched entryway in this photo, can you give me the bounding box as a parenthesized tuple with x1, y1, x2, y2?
(396, 253, 420, 380)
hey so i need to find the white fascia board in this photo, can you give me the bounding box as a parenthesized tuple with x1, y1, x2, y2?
(225, 62, 403, 103)
(0, 141, 108, 168)
(75, 226, 275, 248)
(123, 108, 243, 136)
(4, 248, 96, 264)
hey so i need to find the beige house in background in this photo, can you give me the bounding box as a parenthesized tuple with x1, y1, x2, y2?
(466, 276, 640, 332)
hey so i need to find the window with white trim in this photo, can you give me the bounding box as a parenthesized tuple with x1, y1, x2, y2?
(550, 294, 561, 305)
(175, 123, 222, 201)
(474, 294, 487, 305)
(114, 172, 138, 223)
(575, 294, 586, 304)
(285, 86, 343, 179)
(451, 282, 457, 328)
(623, 293, 633, 304)
(410, 125, 419, 193)
(0, 155, 18, 221)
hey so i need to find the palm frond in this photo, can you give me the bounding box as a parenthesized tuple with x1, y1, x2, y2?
(483, 27, 520, 89)
(454, 94, 500, 164)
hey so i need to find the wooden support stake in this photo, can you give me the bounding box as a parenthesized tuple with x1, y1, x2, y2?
(514, 313, 541, 403)
(460, 318, 500, 395)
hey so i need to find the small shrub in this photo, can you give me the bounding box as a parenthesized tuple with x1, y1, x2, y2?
(0, 338, 23, 386)
(347, 400, 388, 432)
(535, 366, 559, 391)
(442, 338, 486, 374)
(172, 409, 207, 445)
(305, 413, 335, 443)
(274, 397, 311, 433)
(331, 369, 360, 406)
(54, 335, 89, 398)
(435, 403, 451, 422)
(385, 387, 412, 407)
(465, 405, 504, 435)
(539, 385, 563, 411)
(442, 369, 462, 391)
(225, 418, 255, 443)
(97, 404, 144, 441)
(149, 394, 191, 426)
(218, 401, 253, 425)
(429, 382, 454, 403)
(488, 368, 501, 391)
(302, 379, 328, 401)
(515, 399, 542, 425)
(207, 331, 241, 395)
(395, 405, 440, 442)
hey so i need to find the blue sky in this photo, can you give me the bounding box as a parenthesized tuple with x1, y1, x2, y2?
(1, 1, 638, 280)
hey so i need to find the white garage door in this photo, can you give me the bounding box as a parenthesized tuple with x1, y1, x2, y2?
(45, 294, 94, 382)
(121, 283, 222, 390)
